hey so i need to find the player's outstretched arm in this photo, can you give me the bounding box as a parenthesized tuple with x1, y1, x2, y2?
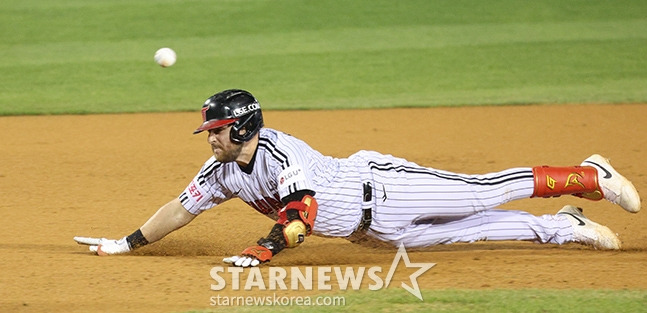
(139, 198, 196, 243)
(74, 198, 196, 255)
(224, 194, 318, 267)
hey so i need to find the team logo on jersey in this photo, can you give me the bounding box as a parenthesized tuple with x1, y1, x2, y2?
(188, 181, 204, 202)
(245, 195, 282, 216)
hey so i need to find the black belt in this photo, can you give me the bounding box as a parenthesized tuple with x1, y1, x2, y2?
(358, 182, 373, 231)
(357, 208, 372, 231)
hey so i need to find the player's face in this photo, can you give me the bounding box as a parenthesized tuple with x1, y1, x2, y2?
(207, 125, 242, 163)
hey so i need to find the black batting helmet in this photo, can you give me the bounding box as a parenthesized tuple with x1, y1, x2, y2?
(193, 89, 264, 143)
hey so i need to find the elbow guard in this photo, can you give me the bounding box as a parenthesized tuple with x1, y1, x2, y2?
(277, 194, 318, 248)
(283, 220, 307, 248)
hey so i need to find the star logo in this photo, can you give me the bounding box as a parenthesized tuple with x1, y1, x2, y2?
(383, 243, 435, 301)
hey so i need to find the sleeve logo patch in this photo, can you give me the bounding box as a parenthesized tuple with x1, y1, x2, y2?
(188, 181, 204, 202)
(279, 166, 304, 186)
(278, 165, 307, 193)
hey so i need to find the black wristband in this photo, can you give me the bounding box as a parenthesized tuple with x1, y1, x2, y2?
(126, 229, 149, 250)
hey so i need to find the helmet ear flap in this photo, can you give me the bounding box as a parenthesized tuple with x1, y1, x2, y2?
(230, 123, 248, 144)
(230, 110, 264, 143)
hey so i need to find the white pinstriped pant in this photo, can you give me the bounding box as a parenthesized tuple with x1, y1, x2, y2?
(353, 152, 574, 248)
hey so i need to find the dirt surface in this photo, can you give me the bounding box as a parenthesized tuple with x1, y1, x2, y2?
(1, 104, 646, 312)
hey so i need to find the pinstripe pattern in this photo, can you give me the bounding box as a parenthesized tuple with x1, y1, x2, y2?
(368, 210, 573, 247)
(179, 128, 575, 247)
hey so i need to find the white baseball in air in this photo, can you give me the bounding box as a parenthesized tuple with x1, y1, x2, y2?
(154, 47, 176, 67)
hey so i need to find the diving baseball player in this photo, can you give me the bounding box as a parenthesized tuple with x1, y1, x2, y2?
(75, 89, 641, 267)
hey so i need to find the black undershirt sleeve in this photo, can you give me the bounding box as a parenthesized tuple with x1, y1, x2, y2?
(280, 189, 316, 205)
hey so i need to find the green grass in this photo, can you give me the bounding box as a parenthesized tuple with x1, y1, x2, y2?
(1, 0, 647, 115)
(191, 289, 647, 313)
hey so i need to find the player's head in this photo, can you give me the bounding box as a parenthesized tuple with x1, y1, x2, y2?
(193, 89, 264, 143)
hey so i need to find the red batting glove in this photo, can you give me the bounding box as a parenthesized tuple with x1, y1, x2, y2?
(222, 245, 272, 267)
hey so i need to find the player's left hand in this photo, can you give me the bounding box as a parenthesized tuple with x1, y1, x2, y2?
(223, 245, 272, 267)
(74, 236, 131, 255)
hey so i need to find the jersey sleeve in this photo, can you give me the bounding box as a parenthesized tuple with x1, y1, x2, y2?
(270, 133, 318, 201)
(179, 158, 230, 215)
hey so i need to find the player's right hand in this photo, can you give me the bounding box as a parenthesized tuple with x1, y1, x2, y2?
(223, 255, 262, 267)
(222, 245, 272, 267)
(74, 236, 131, 255)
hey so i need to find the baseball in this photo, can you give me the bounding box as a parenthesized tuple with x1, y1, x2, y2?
(154, 47, 176, 67)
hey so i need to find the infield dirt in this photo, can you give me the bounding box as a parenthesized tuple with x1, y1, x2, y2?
(1, 104, 646, 312)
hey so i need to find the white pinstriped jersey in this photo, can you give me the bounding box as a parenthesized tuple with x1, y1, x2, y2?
(179, 127, 574, 247)
(179, 127, 365, 237)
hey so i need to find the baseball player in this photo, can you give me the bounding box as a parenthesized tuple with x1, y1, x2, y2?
(75, 89, 641, 267)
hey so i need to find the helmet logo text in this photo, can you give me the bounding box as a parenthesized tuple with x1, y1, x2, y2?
(233, 102, 260, 117)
